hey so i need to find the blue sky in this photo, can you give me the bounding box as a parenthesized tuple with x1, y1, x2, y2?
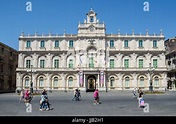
(0, 0, 176, 50)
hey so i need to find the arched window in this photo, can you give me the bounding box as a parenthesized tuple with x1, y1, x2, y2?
(68, 77, 73, 87)
(154, 76, 159, 87)
(125, 77, 130, 87)
(110, 77, 115, 87)
(53, 77, 58, 87)
(39, 77, 44, 87)
(139, 76, 144, 87)
(25, 77, 30, 87)
(90, 16, 94, 22)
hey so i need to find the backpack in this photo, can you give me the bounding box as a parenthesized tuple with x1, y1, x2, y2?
(140, 99, 145, 106)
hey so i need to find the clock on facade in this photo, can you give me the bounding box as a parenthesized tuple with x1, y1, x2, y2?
(89, 26, 94, 32)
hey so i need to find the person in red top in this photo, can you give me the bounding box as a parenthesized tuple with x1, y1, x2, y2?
(24, 90, 29, 99)
(24, 90, 32, 103)
(93, 89, 100, 105)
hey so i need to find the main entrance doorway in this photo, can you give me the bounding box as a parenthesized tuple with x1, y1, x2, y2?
(87, 75, 96, 92)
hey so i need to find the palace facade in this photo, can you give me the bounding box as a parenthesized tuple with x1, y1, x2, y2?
(16, 9, 167, 92)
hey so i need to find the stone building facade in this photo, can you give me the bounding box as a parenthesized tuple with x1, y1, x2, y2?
(0, 42, 18, 92)
(16, 9, 167, 92)
(165, 37, 176, 90)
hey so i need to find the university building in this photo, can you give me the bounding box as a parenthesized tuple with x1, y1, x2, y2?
(16, 9, 167, 92)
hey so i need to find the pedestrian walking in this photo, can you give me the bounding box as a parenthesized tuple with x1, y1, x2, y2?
(132, 87, 137, 98)
(137, 89, 145, 108)
(138, 89, 144, 98)
(24, 90, 32, 103)
(77, 88, 81, 101)
(93, 89, 101, 105)
(19, 89, 25, 103)
(39, 89, 51, 111)
(72, 88, 80, 101)
(138, 94, 145, 108)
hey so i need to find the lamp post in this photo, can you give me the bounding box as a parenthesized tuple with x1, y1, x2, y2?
(105, 81, 108, 92)
(148, 63, 155, 92)
(27, 65, 36, 94)
(104, 72, 107, 93)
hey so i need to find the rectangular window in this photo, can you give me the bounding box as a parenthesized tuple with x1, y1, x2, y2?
(69, 40, 74, 48)
(89, 57, 94, 68)
(110, 40, 114, 48)
(0, 65, 3, 72)
(69, 59, 73, 68)
(139, 59, 143, 69)
(40, 41, 45, 48)
(124, 40, 128, 47)
(55, 40, 59, 47)
(54, 60, 59, 68)
(110, 59, 114, 68)
(26, 60, 31, 68)
(139, 40, 143, 48)
(153, 40, 157, 48)
(153, 59, 158, 68)
(26, 41, 31, 48)
(40, 60, 45, 68)
(9, 66, 12, 75)
(124, 59, 129, 68)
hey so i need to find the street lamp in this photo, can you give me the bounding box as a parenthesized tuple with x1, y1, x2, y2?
(148, 63, 155, 92)
(27, 65, 36, 94)
(105, 73, 110, 93)
(105, 81, 108, 92)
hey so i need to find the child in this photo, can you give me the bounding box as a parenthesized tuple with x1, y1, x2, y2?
(138, 95, 145, 108)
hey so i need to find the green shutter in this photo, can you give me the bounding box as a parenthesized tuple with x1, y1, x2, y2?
(139, 59, 143, 68)
(110, 59, 114, 68)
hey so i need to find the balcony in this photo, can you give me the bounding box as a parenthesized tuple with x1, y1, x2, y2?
(68, 47, 75, 51)
(16, 66, 167, 73)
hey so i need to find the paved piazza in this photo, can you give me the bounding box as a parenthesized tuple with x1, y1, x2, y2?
(0, 90, 176, 117)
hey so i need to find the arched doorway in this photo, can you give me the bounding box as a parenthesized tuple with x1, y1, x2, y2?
(87, 75, 96, 92)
